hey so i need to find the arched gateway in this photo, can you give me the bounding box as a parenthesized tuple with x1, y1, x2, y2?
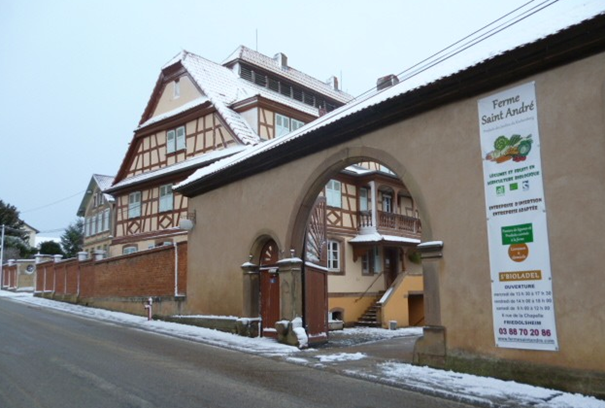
(176, 12, 605, 397)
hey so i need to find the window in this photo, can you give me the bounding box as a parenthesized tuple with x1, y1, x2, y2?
(122, 245, 138, 255)
(166, 125, 186, 153)
(275, 113, 305, 138)
(173, 79, 180, 98)
(84, 217, 90, 237)
(129, 191, 141, 218)
(91, 214, 96, 235)
(383, 194, 392, 213)
(362, 247, 382, 275)
(275, 114, 290, 138)
(326, 179, 341, 208)
(159, 184, 173, 212)
(327, 240, 341, 272)
(360, 187, 369, 211)
(96, 213, 102, 234)
(103, 209, 110, 231)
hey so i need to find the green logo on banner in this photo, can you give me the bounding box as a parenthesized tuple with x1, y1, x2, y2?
(502, 223, 534, 245)
(510, 183, 518, 191)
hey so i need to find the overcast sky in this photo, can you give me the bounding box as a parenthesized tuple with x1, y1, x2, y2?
(0, 0, 531, 238)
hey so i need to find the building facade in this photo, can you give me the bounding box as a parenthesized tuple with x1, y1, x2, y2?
(104, 46, 352, 257)
(175, 7, 605, 397)
(77, 174, 115, 257)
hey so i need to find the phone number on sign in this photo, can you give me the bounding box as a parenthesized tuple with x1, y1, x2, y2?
(498, 328, 552, 337)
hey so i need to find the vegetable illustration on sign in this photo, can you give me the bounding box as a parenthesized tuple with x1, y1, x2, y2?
(485, 134, 533, 163)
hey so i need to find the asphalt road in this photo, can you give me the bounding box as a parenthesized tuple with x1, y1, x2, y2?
(0, 298, 472, 408)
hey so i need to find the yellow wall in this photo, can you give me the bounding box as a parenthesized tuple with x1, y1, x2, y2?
(380, 274, 423, 328)
(152, 75, 201, 118)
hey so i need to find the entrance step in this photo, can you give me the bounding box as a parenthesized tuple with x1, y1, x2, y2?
(355, 304, 382, 327)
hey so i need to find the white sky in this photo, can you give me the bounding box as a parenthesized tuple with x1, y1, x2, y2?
(1, 0, 531, 237)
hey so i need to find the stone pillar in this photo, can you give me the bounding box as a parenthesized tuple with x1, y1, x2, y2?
(94, 250, 106, 261)
(53, 254, 63, 263)
(413, 241, 446, 367)
(241, 256, 259, 317)
(276, 251, 303, 321)
(77, 251, 88, 262)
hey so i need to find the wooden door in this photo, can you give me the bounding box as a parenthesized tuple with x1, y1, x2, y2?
(304, 197, 329, 345)
(259, 240, 280, 338)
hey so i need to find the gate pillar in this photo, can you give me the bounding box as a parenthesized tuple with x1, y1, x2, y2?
(241, 256, 260, 317)
(276, 253, 303, 321)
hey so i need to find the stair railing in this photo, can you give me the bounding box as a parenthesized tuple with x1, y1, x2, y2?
(354, 271, 384, 303)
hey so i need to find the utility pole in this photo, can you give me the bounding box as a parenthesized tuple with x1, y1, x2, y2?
(1, 224, 5, 289)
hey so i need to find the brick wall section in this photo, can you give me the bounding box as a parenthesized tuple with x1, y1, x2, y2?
(1, 264, 17, 289)
(33, 242, 187, 299)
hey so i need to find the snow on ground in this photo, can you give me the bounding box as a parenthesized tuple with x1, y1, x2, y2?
(316, 352, 367, 363)
(0, 291, 297, 357)
(2, 291, 603, 408)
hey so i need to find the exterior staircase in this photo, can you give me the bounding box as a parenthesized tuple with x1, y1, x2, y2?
(356, 299, 383, 327)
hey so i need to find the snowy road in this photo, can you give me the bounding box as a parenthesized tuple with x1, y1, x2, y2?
(0, 297, 471, 408)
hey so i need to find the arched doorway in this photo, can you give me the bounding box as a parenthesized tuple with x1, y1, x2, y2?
(259, 239, 280, 337)
(291, 158, 425, 331)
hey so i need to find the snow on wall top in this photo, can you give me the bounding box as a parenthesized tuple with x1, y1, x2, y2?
(176, 0, 605, 191)
(223, 45, 353, 104)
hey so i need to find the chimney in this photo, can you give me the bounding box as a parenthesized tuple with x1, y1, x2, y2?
(274, 52, 288, 69)
(376, 74, 399, 91)
(326, 76, 339, 91)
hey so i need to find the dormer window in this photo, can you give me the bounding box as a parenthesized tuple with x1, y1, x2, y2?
(275, 114, 304, 138)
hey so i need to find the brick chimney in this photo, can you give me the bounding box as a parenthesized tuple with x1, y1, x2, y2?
(376, 74, 399, 91)
(326, 76, 339, 91)
(274, 52, 288, 69)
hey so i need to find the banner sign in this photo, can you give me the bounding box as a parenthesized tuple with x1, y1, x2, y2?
(478, 82, 558, 351)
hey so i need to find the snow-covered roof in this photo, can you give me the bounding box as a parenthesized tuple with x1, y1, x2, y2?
(107, 145, 247, 193)
(77, 174, 116, 217)
(223, 45, 352, 104)
(175, 51, 260, 145)
(138, 96, 210, 130)
(349, 233, 420, 245)
(176, 1, 605, 193)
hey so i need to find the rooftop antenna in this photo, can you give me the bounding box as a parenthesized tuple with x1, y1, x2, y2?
(255, 29, 258, 51)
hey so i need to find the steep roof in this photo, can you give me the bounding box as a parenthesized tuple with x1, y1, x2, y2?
(115, 46, 349, 186)
(223, 45, 353, 104)
(175, 0, 605, 196)
(77, 174, 115, 217)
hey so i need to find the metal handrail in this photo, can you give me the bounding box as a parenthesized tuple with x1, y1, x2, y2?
(354, 271, 384, 302)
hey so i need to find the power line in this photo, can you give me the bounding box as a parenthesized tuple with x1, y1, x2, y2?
(351, 0, 557, 102)
(21, 190, 85, 213)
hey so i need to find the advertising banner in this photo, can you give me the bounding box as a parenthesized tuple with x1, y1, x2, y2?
(478, 82, 558, 351)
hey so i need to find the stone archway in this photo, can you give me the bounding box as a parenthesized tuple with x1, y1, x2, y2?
(284, 146, 444, 360)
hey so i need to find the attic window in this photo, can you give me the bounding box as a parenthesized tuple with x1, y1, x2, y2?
(173, 79, 180, 99)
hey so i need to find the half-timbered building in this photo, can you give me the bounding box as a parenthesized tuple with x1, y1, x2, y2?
(317, 163, 424, 328)
(104, 46, 352, 256)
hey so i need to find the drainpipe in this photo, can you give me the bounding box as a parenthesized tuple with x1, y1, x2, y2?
(174, 242, 178, 297)
(370, 180, 378, 231)
(0, 224, 4, 288)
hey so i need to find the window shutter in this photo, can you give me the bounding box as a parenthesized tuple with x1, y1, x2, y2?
(166, 130, 176, 153)
(176, 126, 186, 151)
